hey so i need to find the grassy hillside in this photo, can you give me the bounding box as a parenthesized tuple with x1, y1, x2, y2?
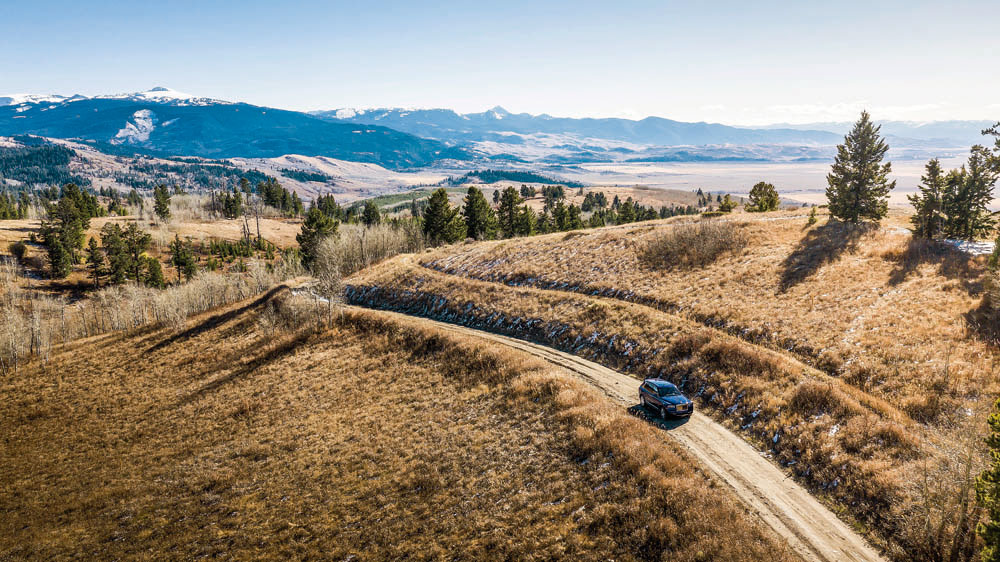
(344, 209, 998, 560)
(0, 289, 795, 561)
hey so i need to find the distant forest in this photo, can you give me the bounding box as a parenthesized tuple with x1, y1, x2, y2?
(446, 169, 584, 188)
(279, 168, 334, 183)
(0, 143, 90, 187)
(114, 160, 272, 191)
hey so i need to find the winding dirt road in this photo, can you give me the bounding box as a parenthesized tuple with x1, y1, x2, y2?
(355, 306, 886, 562)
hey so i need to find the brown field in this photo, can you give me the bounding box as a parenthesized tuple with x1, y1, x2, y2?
(0, 212, 301, 295)
(343, 208, 998, 560)
(0, 290, 795, 561)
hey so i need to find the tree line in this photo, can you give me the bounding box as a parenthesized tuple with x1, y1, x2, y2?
(824, 111, 998, 242)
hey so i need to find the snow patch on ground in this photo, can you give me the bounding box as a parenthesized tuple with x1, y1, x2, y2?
(944, 238, 995, 256)
(110, 109, 158, 145)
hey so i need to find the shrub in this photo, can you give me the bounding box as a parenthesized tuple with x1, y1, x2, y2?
(700, 211, 725, 218)
(8, 241, 26, 260)
(641, 221, 749, 269)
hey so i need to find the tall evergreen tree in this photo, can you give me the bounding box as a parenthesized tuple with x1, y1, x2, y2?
(462, 186, 498, 240)
(497, 186, 524, 238)
(297, 206, 338, 268)
(942, 146, 998, 241)
(169, 234, 197, 283)
(153, 184, 171, 222)
(39, 187, 91, 278)
(422, 188, 466, 244)
(85, 237, 103, 289)
(362, 201, 381, 226)
(514, 205, 536, 236)
(908, 159, 946, 238)
(123, 222, 151, 282)
(144, 257, 165, 289)
(100, 223, 129, 285)
(747, 181, 780, 212)
(826, 111, 895, 223)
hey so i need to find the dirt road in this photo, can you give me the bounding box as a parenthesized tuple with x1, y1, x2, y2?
(356, 306, 886, 562)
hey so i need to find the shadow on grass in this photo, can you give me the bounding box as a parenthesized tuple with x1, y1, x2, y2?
(146, 284, 288, 354)
(626, 404, 692, 430)
(779, 220, 875, 292)
(965, 299, 1000, 347)
(176, 328, 314, 406)
(887, 237, 984, 293)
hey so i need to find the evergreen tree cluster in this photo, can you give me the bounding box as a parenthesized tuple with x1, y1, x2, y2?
(0, 143, 89, 187)
(258, 178, 304, 216)
(92, 222, 154, 287)
(215, 186, 244, 219)
(38, 184, 106, 278)
(0, 190, 30, 219)
(448, 169, 584, 188)
(910, 135, 998, 240)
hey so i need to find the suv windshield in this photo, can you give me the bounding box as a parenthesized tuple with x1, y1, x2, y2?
(657, 385, 680, 397)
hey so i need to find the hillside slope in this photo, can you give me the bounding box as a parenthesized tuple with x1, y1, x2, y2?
(0, 289, 795, 561)
(343, 211, 996, 560)
(0, 98, 462, 168)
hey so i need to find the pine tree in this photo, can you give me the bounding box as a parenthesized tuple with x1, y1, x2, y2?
(123, 223, 151, 282)
(100, 223, 129, 285)
(362, 201, 381, 226)
(169, 234, 197, 283)
(747, 182, 780, 212)
(462, 186, 498, 240)
(514, 205, 536, 236)
(85, 237, 103, 289)
(978, 398, 1000, 562)
(46, 237, 71, 279)
(497, 186, 524, 238)
(908, 159, 946, 238)
(144, 257, 165, 288)
(807, 206, 818, 226)
(153, 184, 171, 222)
(297, 206, 338, 268)
(718, 194, 737, 213)
(422, 188, 466, 244)
(942, 146, 998, 241)
(826, 111, 895, 223)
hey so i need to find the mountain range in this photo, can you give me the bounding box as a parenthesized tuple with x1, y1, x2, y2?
(0, 88, 463, 169)
(313, 106, 844, 146)
(0, 87, 991, 169)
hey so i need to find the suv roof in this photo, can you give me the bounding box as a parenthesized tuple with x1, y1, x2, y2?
(645, 379, 677, 389)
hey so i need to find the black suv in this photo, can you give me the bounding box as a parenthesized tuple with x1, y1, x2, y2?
(639, 379, 694, 418)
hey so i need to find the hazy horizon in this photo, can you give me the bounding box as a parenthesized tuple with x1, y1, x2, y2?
(4, 0, 999, 126)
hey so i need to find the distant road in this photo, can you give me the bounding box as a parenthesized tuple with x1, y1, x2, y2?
(351, 305, 887, 562)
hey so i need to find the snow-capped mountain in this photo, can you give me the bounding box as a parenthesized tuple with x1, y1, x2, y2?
(0, 88, 465, 168)
(0, 87, 231, 108)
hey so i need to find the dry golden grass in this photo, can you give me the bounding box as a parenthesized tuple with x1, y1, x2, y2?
(345, 209, 997, 560)
(0, 290, 795, 561)
(418, 209, 997, 424)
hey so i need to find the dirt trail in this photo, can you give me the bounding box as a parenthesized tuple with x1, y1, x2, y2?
(353, 305, 886, 562)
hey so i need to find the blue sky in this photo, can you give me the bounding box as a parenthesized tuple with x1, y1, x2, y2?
(2, 0, 998, 125)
